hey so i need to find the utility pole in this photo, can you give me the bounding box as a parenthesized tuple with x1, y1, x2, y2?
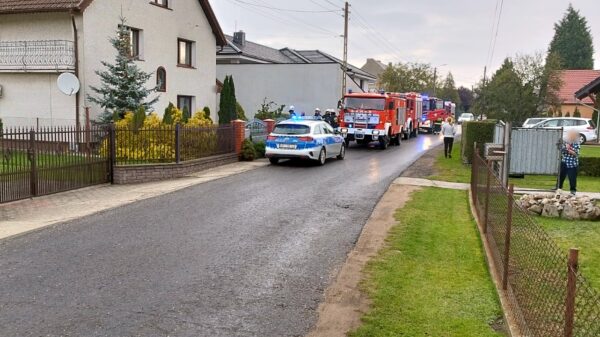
(481, 66, 487, 121)
(433, 67, 437, 97)
(342, 1, 349, 97)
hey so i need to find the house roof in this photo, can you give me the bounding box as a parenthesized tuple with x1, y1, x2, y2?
(575, 75, 600, 101)
(557, 70, 600, 105)
(218, 34, 377, 81)
(0, 0, 227, 46)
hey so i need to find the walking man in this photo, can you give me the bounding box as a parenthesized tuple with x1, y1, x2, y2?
(557, 130, 581, 195)
(441, 117, 456, 158)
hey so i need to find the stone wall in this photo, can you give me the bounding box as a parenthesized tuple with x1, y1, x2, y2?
(519, 193, 600, 221)
(113, 153, 238, 184)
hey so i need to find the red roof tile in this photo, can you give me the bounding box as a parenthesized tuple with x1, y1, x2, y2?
(0, 0, 85, 13)
(558, 70, 600, 105)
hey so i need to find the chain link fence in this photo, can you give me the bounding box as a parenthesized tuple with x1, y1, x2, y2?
(471, 152, 600, 337)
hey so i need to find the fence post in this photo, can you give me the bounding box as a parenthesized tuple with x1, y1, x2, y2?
(28, 129, 38, 196)
(564, 248, 579, 337)
(503, 184, 514, 290)
(231, 119, 246, 155)
(175, 124, 181, 164)
(264, 119, 275, 135)
(472, 144, 478, 204)
(109, 124, 116, 184)
(484, 161, 492, 234)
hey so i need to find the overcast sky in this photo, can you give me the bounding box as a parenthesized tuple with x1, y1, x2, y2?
(212, 0, 600, 88)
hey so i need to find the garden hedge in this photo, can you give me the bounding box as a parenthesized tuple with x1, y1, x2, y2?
(579, 157, 600, 177)
(461, 120, 496, 163)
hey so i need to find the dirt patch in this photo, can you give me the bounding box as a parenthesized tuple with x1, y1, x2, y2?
(400, 145, 443, 178)
(307, 184, 420, 337)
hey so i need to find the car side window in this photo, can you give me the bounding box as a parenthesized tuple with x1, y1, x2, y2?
(321, 123, 332, 134)
(313, 125, 322, 135)
(562, 119, 576, 127)
(577, 120, 587, 126)
(544, 119, 560, 127)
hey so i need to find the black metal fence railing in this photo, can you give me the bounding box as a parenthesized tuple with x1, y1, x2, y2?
(1, 126, 110, 204)
(112, 124, 234, 166)
(0, 40, 76, 71)
(471, 151, 600, 337)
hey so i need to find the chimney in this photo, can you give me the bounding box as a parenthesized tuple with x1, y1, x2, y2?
(233, 31, 246, 46)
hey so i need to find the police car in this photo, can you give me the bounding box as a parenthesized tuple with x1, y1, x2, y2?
(265, 117, 346, 165)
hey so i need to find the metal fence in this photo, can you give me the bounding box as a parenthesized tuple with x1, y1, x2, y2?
(245, 118, 268, 143)
(1, 126, 110, 204)
(471, 152, 600, 337)
(113, 124, 234, 165)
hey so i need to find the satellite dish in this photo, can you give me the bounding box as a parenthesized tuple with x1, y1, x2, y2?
(57, 72, 80, 96)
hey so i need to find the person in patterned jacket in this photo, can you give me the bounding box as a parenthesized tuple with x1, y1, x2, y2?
(557, 130, 581, 195)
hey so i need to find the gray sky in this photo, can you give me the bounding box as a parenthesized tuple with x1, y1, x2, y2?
(212, 0, 600, 88)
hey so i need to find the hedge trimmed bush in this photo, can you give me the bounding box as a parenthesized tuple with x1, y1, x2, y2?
(461, 120, 496, 163)
(253, 141, 266, 158)
(579, 157, 600, 177)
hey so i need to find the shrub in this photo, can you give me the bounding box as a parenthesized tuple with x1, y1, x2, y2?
(565, 111, 571, 117)
(163, 102, 175, 125)
(573, 107, 581, 118)
(236, 102, 247, 121)
(202, 106, 213, 124)
(462, 120, 495, 163)
(240, 138, 256, 161)
(579, 157, 600, 177)
(253, 141, 266, 158)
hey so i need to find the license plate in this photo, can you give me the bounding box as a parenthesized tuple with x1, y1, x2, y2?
(278, 144, 297, 149)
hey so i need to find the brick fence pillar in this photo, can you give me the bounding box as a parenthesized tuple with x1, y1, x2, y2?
(231, 119, 245, 155)
(263, 119, 275, 135)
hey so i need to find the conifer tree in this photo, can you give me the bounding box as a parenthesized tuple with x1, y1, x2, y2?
(548, 5, 594, 69)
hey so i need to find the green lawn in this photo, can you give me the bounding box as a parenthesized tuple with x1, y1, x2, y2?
(581, 145, 600, 158)
(350, 188, 504, 337)
(428, 143, 600, 192)
(1, 150, 96, 173)
(538, 217, 600, 290)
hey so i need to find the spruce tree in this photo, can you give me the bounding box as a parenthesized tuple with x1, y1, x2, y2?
(548, 5, 594, 69)
(88, 17, 159, 122)
(228, 76, 238, 122)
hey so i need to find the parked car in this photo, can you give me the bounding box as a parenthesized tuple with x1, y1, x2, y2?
(532, 117, 598, 144)
(265, 118, 346, 165)
(457, 113, 474, 124)
(522, 117, 548, 128)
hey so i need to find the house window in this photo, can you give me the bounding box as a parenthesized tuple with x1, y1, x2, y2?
(150, 0, 168, 8)
(177, 95, 194, 118)
(177, 39, 194, 67)
(121, 26, 142, 59)
(156, 67, 166, 92)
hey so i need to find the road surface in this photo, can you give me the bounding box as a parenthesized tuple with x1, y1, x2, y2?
(0, 134, 444, 337)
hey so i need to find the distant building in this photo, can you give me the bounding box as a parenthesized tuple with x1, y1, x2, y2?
(216, 31, 376, 117)
(361, 58, 388, 91)
(556, 70, 600, 118)
(0, 0, 226, 127)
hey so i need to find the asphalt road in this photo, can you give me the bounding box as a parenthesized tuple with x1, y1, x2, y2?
(0, 133, 444, 337)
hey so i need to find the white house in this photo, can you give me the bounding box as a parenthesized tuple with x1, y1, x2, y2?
(0, 0, 226, 128)
(216, 31, 377, 117)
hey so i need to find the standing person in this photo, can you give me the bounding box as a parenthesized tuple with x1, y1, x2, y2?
(314, 108, 322, 118)
(441, 117, 456, 158)
(557, 130, 581, 195)
(288, 105, 296, 117)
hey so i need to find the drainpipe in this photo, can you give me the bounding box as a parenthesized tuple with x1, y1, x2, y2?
(71, 13, 81, 133)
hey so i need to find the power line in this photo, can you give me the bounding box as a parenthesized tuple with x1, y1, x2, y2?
(488, 0, 505, 68)
(232, 0, 340, 13)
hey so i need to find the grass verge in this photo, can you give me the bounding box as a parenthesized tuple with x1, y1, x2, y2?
(538, 216, 600, 290)
(350, 188, 504, 337)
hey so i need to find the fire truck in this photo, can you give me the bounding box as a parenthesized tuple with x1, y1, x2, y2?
(419, 96, 452, 134)
(394, 92, 423, 139)
(338, 92, 407, 149)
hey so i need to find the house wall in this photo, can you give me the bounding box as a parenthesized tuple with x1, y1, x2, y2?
(560, 104, 594, 118)
(81, 0, 218, 122)
(0, 13, 76, 127)
(217, 63, 365, 117)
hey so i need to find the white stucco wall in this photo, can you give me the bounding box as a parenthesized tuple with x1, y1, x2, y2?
(0, 13, 76, 127)
(81, 0, 218, 121)
(0, 73, 76, 127)
(217, 63, 353, 118)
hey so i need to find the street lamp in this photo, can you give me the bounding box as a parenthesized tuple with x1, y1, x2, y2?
(433, 64, 448, 97)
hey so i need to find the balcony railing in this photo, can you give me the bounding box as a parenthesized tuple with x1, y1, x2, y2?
(0, 40, 76, 72)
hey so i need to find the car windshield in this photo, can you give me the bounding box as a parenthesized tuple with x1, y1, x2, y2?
(273, 124, 310, 135)
(526, 118, 545, 125)
(344, 97, 385, 111)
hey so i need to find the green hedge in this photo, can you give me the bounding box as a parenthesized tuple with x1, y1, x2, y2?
(461, 120, 496, 163)
(580, 157, 600, 177)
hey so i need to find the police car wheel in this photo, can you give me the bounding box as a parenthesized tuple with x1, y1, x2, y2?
(269, 158, 279, 165)
(317, 148, 326, 166)
(337, 144, 346, 160)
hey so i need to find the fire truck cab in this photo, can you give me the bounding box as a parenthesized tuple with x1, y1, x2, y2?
(395, 92, 423, 139)
(338, 92, 406, 149)
(420, 96, 450, 134)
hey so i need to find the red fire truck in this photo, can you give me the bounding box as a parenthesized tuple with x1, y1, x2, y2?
(419, 96, 451, 134)
(394, 92, 423, 139)
(338, 92, 406, 149)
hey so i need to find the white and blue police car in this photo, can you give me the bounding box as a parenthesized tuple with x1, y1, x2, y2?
(265, 117, 346, 165)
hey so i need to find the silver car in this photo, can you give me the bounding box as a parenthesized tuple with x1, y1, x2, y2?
(533, 117, 598, 144)
(522, 117, 548, 128)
